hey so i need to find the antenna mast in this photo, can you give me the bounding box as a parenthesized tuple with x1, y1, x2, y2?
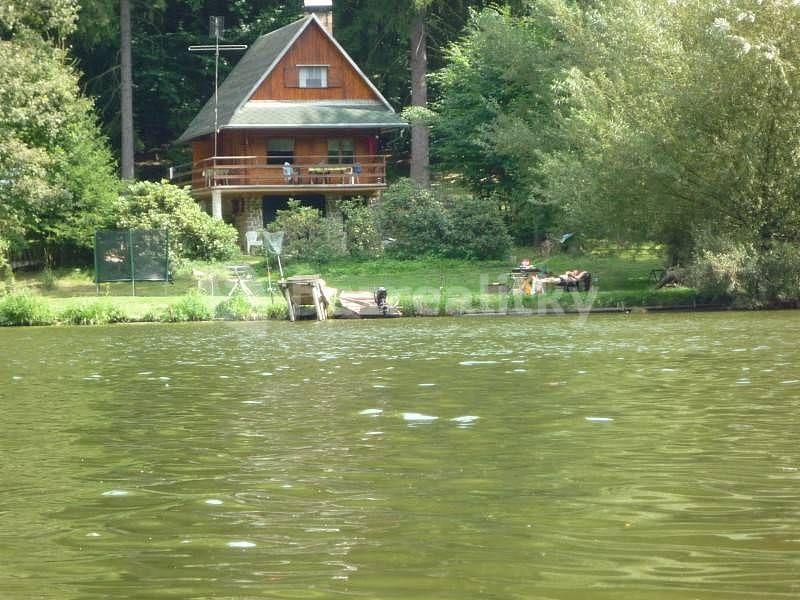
(189, 17, 247, 158)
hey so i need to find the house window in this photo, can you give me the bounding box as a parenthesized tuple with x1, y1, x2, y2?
(328, 139, 355, 164)
(299, 65, 328, 88)
(267, 138, 294, 165)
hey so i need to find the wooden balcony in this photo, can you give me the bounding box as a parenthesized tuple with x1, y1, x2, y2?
(170, 155, 388, 197)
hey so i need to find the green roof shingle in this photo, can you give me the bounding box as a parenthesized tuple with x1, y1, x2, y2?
(230, 101, 407, 128)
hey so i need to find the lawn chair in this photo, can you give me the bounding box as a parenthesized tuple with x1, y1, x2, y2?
(245, 231, 264, 255)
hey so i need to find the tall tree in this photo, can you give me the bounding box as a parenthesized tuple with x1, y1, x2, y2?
(119, 0, 134, 179)
(0, 0, 118, 260)
(410, 3, 430, 186)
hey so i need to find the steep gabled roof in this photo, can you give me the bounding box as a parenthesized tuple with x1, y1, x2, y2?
(177, 15, 404, 144)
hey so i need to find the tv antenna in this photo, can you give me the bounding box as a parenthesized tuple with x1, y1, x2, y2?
(189, 17, 247, 157)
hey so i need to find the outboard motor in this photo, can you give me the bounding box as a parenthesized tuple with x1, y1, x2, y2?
(374, 287, 388, 316)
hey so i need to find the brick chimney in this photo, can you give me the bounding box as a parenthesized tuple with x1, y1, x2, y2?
(304, 0, 333, 36)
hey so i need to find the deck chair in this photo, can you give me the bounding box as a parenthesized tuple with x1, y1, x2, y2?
(245, 231, 264, 255)
(557, 272, 592, 292)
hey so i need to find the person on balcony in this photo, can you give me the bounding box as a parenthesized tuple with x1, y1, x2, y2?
(283, 162, 295, 184)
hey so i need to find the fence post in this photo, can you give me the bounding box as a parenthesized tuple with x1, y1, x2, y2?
(94, 231, 100, 296)
(129, 229, 136, 297)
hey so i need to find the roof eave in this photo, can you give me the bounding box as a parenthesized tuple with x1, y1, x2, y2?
(223, 123, 409, 130)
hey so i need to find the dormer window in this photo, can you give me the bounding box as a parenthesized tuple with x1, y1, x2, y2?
(299, 65, 328, 88)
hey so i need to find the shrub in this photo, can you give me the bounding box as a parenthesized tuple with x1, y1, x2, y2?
(159, 291, 213, 322)
(376, 179, 451, 258)
(262, 299, 288, 320)
(445, 195, 512, 260)
(0, 293, 54, 326)
(340, 200, 382, 259)
(116, 181, 239, 262)
(689, 243, 757, 303)
(375, 180, 513, 260)
(269, 199, 346, 263)
(689, 240, 800, 307)
(59, 302, 127, 325)
(215, 292, 261, 321)
(756, 243, 800, 306)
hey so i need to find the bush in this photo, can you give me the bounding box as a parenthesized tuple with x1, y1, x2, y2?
(269, 200, 346, 263)
(262, 299, 288, 320)
(446, 195, 512, 260)
(59, 302, 127, 325)
(215, 292, 261, 321)
(375, 180, 513, 260)
(689, 240, 800, 307)
(159, 291, 213, 322)
(0, 293, 54, 326)
(755, 243, 800, 306)
(116, 181, 239, 262)
(376, 179, 451, 258)
(340, 200, 382, 259)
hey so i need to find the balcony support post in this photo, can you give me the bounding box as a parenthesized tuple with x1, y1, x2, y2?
(212, 189, 223, 220)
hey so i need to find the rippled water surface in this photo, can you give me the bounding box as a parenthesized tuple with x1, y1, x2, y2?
(1, 312, 800, 599)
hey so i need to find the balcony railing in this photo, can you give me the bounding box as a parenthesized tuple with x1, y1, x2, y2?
(170, 155, 388, 192)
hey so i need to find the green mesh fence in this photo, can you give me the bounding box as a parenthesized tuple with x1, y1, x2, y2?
(94, 230, 170, 284)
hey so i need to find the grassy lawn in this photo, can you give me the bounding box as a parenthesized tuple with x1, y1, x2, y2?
(4, 245, 704, 323)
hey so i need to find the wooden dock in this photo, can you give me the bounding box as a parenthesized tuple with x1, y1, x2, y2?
(337, 291, 402, 319)
(280, 275, 333, 321)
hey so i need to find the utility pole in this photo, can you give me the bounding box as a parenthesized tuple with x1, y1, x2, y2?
(189, 17, 247, 158)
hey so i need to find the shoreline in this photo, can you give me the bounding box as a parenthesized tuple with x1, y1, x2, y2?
(4, 299, 797, 328)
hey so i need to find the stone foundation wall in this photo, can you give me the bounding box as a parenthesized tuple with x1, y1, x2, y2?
(233, 197, 263, 250)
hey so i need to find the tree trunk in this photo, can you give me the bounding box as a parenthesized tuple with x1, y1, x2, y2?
(410, 12, 430, 187)
(120, 0, 135, 180)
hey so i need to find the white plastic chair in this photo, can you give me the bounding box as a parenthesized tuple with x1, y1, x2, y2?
(245, 231, 264, 255)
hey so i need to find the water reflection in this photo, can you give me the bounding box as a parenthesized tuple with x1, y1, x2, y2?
(1, 312, 799, 598)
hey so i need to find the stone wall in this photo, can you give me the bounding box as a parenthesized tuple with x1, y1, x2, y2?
(232, 197, 264, 250)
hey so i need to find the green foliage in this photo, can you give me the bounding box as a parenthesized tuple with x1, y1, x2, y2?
(269, 200, 346, 263)
(0, 292, 54, 326)
(0, 237, 10, 283)
(116, 181, 239, 262)
(0, 0, 78, 40)
(159, 291, 213, 322)
(689, 240, 800, 307)
(537, 0, 800, 262)
(376, 179, 451, 258)
(376, 179, 512, 259)
(446, 195, 512, 260)
(432, 6, 564, 243)
(262, 299, 288, 320)
(340, 200, 382, 259)
(0, 32, 118, 257)
(59, 301, 127, 325)
(214, 292, 260, 321)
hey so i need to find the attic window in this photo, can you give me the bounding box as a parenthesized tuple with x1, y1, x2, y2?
(299, 65, 328, 88)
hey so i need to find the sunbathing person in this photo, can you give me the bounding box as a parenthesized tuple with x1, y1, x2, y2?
(540, 269, 591, 291)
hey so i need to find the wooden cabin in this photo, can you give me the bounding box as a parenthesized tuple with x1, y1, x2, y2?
(173, 0, 407, 246)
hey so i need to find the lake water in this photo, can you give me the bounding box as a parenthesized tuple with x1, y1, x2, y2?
(1, 312, 799, 599)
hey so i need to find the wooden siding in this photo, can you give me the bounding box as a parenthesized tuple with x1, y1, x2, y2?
(249, 21, 378, 102)
(194, 130, 373, 164)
